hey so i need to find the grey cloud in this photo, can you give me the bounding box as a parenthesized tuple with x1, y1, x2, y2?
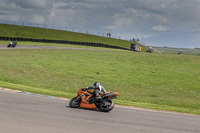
(7, 0, 55, 9)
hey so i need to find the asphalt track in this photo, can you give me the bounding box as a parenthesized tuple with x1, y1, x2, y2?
(0, 89, 200, 133)
(0, 44, 99, 50)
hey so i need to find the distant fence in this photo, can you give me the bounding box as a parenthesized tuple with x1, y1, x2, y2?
(0, 36, 130, 51)
(0, 21, 131, 40)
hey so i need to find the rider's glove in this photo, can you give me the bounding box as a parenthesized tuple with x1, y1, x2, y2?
(83, 87, 88, 91)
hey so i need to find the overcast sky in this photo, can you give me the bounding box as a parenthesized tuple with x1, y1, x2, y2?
(0, 0, 200, 48)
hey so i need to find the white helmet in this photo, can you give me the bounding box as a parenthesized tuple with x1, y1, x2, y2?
(94, 82, 100, 89)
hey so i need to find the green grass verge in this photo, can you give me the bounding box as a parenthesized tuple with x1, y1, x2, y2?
(0, 24, 146, 50)
(0, 46, 199, 115)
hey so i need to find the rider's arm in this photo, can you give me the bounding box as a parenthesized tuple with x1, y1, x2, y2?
(82, 86, 95, 91)
(88, 86, 95, 89)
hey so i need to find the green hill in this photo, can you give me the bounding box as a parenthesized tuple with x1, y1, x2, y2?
(0, 24, 144, 50)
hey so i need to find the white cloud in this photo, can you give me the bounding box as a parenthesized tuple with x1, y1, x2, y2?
(152, 25, 170, 32)
(31, 15, 45, 24)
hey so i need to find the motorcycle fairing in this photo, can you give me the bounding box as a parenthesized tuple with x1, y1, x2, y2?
(80, 95, 97, 109)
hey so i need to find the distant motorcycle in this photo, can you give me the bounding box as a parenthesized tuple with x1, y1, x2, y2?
(7, 41, 17, 48)
(69, 88, 119, 112)
(146, 47, 153, 53)
(146, 49, 152, 53)
(178, 50, 183, 55)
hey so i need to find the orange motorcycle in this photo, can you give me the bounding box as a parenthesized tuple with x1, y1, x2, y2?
(69, 88, 119, 112)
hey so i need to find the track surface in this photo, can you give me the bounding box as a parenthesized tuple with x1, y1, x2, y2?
(0, 90, 200, 133)
(0, 44, 99, 50)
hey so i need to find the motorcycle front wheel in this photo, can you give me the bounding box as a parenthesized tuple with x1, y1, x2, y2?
(69, 97, 81, 108)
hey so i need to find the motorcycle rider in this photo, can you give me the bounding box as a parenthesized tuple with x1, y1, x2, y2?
(84, 82, 106, 101)
(8, 40, 17, 47)
(178, 50, 183, 55)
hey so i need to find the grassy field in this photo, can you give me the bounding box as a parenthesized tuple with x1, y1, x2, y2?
(0, 24, 143, 50)
(0, 45, 199, 115)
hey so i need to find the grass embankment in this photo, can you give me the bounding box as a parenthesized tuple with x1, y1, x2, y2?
(0, 24, 144, 50)
(0, 48, 199, 115)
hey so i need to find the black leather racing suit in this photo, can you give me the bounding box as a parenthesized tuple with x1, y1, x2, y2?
(86, 85, 106, 97)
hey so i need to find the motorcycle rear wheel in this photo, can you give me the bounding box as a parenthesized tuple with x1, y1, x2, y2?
(98, 99, 114, 112)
